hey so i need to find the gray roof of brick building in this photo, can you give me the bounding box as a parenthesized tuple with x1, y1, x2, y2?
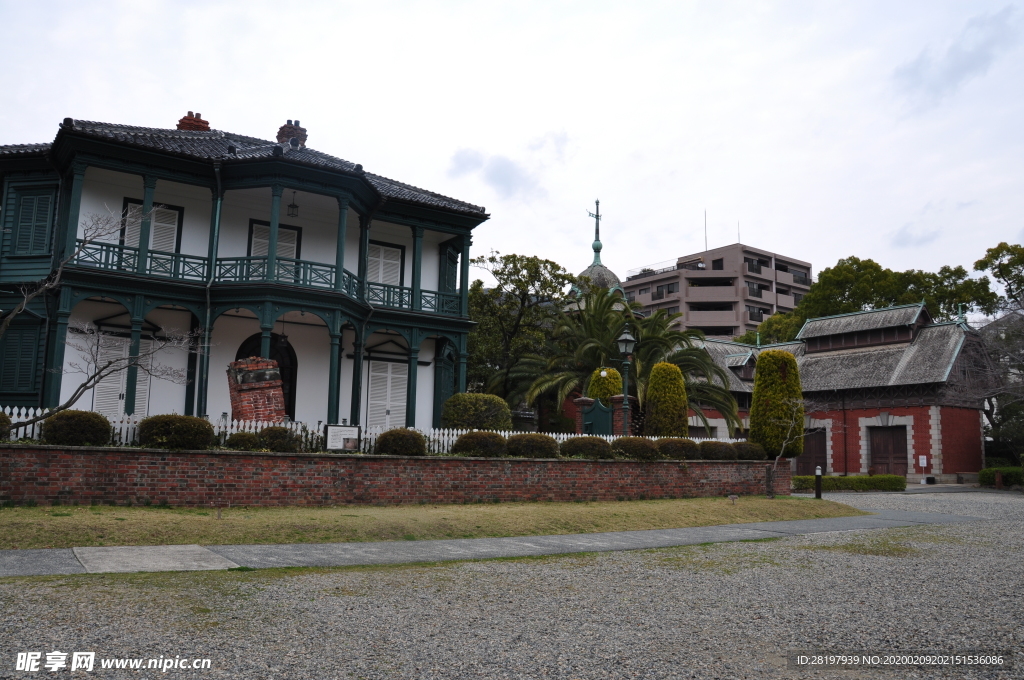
(796, 302, 926, 339)
(0, 120, 488, 218)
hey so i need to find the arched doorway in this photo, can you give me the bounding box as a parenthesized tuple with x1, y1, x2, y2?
(236, 333, 297, 420)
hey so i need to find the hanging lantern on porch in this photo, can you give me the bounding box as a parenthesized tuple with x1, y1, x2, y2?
(287, 190, 299, 218)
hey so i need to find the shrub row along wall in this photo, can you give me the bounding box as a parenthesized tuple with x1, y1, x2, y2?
(0, 446, 791, 506)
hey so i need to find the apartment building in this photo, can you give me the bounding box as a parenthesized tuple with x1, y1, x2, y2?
(622, 243, 812, 337)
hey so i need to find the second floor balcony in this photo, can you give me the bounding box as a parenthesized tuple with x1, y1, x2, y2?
(72, 240, 462, 316)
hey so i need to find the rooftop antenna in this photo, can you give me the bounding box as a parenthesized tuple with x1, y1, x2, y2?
(704, 210, 708, 253)
(738, 220, 740, 244)
(587, 199, 603, 265)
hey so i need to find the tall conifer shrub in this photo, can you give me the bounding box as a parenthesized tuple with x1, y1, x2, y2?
(748, 349, 804, 458)
(644, 361, 688, 437)
(587, 367, 622, 407)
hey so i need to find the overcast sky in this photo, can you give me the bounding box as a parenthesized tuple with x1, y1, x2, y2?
(2, 0, 1021, 288)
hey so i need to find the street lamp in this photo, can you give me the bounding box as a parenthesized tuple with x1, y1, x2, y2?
(617, 328, 636, 436)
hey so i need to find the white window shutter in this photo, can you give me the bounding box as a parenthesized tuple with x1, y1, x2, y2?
(381, 246, 402, 286)
(367, 244, 382, 282)
(122, 204, 143, 248)
(250, 224, 270, 257)
(133, 339, 152, 418)
(387, 361, 408, 427)
(93, 337, 127, 417)
(149, 208, 178, 253)
(366, 362, 390, 429)
(277, 228, 298, 259)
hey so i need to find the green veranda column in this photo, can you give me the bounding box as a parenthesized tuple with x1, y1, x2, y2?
(411, 227, 423, 310)
(267, 185, 283, 281)
(334, 196, 349, 291)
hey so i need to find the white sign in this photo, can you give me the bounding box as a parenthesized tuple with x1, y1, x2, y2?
(325, 425, 361, 451)
(919, 455, 927, 468)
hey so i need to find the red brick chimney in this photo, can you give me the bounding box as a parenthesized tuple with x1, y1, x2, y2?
(226, 357, 287, 422)
(176, 111, 210, 131)
(276, 119, 307, 147)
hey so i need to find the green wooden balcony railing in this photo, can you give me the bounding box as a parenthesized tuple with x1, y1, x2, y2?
(72, 243, 460, 316)
(74, 240, 139, 272)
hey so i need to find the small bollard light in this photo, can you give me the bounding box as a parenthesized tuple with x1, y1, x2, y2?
(814, 465, 822, 499)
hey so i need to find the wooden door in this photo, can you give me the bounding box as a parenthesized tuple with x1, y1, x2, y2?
(796, 429, 827, 475)
(869, 426, 908, 476)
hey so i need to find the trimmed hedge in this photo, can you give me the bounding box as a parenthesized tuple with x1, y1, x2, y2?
(257, 426, 300, 453)
(587, 367, 622, 407)
(791, 474, 906, 492)
(612, 436, 662, 461)
(506, 433, 560, 459)
(441, 393, 513, 431)
(0, 411, 10, 440)
(375, 428, 426, 456)
(699, 440, 737, 460)
(983, 458, 1016, 469)
(979, 467, 1023, 487)
(41, 410, 111, 447)
(733, 441, 768, 460)
(644, 362, 688, 437)
(658, 438, 700, 460)
(138, 414, 214, 450)
(749, 349, 804, 458)
(225, 431, 259, 451)
(452, 431, 507, 458)
(560, 436, 614, 460)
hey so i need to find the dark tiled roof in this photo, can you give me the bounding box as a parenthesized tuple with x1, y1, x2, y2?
(0, 143, 50, 156)
(797, 303, 925, 339)
(703, 321, 966, 392)
(0, 120, 487, 218)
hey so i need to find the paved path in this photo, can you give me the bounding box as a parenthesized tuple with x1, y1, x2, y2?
(0, 506, 984, 578)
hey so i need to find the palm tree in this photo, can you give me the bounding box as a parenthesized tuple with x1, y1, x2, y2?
(504, 288, 741, 434)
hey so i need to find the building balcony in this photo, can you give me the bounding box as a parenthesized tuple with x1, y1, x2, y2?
(72, 241, 462, 316)
(686, 310, 738, 325)
(685, 285, 737, 301)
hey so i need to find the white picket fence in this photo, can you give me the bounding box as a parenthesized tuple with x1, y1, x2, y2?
(360, 426, 744, 456)
(1, 406, 323, 450)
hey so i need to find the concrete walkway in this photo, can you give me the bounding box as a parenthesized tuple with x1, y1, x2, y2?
(0, 507, 984, 578)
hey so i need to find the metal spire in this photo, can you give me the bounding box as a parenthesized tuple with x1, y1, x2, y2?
(587, 199, 603, 265)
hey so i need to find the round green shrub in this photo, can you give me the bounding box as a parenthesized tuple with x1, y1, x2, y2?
(42, 410, 111, 446)
(560, 436, 614, 460)
(226, 431, 260, 451)
(452, 431, 507, 458)
(733, 441, 768, 460)
(644, 362, 688, 437)
(257, 426, 300, 453)
(0, 410, 10, 440)
(657, 437, 700, 460)
(375, 428, 426, 456)
(587, 367, 622, 407)
(979, 467, 1023, 487)
(138, 414, 214, 450)
(506, 433, 560, 458)
(749, 349, 804, 458)
(699, 440, 737, 460)
(612, 436, 662, 461)
(441, 393, 513, 430)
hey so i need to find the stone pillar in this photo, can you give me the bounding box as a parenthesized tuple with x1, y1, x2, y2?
(573, 397, 595, 435)
(610, 395, 638, 436)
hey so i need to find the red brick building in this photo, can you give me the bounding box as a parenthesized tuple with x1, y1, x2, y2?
(702, 303, 986, 482)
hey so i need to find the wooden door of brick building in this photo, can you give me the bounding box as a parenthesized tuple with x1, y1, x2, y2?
(869, 426, 908, 476)
(796, 429, 827, 475)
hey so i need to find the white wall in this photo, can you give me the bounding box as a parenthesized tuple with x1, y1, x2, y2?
(79, 168, 211, 256)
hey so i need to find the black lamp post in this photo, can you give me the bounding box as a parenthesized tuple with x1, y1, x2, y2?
(617, 328, 636, 436)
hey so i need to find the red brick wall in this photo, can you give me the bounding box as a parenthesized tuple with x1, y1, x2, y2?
(807, 406, 934, 474)
(940, 407, 983, 473)
(0, 446, 791, 507)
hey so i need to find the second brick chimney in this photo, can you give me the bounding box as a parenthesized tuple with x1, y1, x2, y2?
(276, 119, 307, 147)
(176, 111, 210, 131)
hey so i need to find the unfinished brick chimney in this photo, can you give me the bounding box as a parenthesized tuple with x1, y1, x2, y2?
(227, 357, 287, 422)
(276, 119, 307, 147)
(176, 111, 210, 131)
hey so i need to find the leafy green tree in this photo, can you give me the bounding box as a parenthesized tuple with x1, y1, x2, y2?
(644, 362, 688, 437)
(735, 256, 999, 344)
(975, 242, 1024, 308)
(466, 251, 576, 398)
(748, 350, 804, 459)
(586, 367, 622, 407)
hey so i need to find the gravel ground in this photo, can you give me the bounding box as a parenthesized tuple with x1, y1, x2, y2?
(1, 490, 1021, 680)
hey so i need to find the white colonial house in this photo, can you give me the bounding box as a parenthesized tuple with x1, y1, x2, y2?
(0, 113, 488, 429)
